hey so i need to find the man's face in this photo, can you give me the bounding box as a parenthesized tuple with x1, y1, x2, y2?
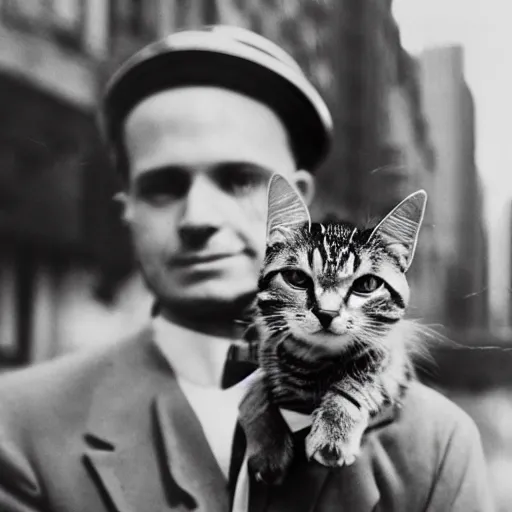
(121, 87, 313, 313)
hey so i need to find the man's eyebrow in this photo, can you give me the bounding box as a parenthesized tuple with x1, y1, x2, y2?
(212, 162, 274, 175)
(134, 165, 189, 178)
(133, 162, 275, 188)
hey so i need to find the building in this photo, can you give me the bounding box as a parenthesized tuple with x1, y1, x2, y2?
(508, 200, 512, 330)
(417, 46, 489, 334)
(0, 0, 439, 364)
(0, 0, 151, 365)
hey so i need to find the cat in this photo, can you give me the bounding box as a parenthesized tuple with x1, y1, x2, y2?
(238, 173, 427, 485)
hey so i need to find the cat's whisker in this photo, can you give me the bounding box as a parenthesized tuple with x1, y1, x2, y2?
(357, 329, 386, 342)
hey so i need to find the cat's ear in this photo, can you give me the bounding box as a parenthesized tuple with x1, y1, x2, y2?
(267, 174, 311, 245)
(369, 190, 427, 271)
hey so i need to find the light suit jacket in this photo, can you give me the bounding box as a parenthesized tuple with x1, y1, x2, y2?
(0, 328, 494, 512)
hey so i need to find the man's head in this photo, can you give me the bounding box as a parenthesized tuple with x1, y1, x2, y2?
(100, 26, 332, 321)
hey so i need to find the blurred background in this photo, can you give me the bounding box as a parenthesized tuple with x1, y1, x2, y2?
(0, 0, 510, 508)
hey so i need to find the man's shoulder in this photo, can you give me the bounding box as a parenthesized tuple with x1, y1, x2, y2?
(374, 380, 480, 469)
(399, 380, 477, 435)
(0, 327, 154, 414)
(358, 381, 485, 509)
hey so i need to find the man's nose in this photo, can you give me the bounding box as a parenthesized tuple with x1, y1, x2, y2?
(178, 178, 221, 247)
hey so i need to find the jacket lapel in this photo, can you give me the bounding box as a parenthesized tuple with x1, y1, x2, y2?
(83, 450, 135, 512)
(82, 328, 229, 512)
(154, 392, 229, 511)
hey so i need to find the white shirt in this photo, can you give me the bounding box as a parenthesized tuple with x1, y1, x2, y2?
(153, 316, 311, 511)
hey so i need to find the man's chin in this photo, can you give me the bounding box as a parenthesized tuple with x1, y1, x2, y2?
(157, 287, 257, 318)
(140, 263, 260, 319)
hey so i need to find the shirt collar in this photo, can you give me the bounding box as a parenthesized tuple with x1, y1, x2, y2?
(152, 315, 233, 388)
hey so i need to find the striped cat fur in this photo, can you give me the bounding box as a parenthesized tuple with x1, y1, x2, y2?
(239, 174, 427, 485)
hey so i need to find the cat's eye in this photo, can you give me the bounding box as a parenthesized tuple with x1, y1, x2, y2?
(281, 269, 311, 289)
(351, 275, 383, 294)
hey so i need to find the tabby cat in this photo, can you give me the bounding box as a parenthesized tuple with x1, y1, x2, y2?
(239, 174, 427, 485)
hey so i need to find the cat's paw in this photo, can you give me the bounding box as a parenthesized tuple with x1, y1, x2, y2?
(305, 424, 360, 467)
(247, 435, 294, 485)
(305, 405, 369, 467)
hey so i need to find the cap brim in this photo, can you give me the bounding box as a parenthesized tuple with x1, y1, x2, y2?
(102, 33, 332, 172)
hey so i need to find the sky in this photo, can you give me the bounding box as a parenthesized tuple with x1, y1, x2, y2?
(393, 0, 512, 328)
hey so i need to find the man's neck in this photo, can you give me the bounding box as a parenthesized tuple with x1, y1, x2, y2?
(153, 315, 234, 387)
(159, 307, 246, 340)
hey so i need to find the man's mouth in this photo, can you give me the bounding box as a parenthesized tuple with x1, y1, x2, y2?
(171, 253, 238, 266)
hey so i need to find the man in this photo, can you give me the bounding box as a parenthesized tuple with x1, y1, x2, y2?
(0, 26, 494, 511)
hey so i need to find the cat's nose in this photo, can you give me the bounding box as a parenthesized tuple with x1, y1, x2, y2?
(313, 308, 339, 329)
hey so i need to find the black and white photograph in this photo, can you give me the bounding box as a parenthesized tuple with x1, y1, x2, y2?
(0, 1, 509, 511)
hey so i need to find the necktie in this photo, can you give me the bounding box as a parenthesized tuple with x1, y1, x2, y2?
(221, 345, 258, 388)
(221, 344, 258, 507)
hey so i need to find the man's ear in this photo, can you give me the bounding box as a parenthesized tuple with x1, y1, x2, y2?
(292, 169, 315, 206)
(368, 190, 427, 272)
(267, 174, 311, 245)
(113, 191, 134, 223)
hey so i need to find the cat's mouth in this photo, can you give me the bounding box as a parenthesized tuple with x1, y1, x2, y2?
(311, 324, 349, 337)
(290, 324, 352, 348)
(312, 326, 346, 335)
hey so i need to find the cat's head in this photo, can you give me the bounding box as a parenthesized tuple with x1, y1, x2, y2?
(256, 174, 427, 359)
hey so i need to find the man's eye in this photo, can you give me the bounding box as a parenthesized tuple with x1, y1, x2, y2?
(281, 269, 311, 289)
(218, 167, 266, 195)
(135, 171, 189, 204)
(351, 275, 383, 295)
(142, 192, 176, 206)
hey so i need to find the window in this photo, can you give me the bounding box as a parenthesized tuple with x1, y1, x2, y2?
(51, 0, 84, 47)
(111, 0, 157, 40)
(0, 258, 18, 363)
(2, 0, 49, 28)
(2, 0, 85, 51)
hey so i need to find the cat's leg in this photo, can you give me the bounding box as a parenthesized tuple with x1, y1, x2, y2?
(305, 387, 371, 466)
(306, 354, 413, 467)
(239, 375, 294, 485)
(306, 371, 392, 467)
